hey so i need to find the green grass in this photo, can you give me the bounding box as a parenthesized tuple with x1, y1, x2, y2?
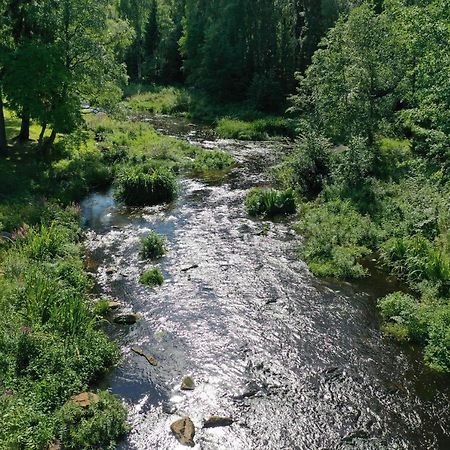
(140, 231, 166, 259)
(140, 267, 164, 287)
(190, 149, 235, 173)
(245, 188, 297, 218)
(124, 84, 191, 115)
(216, 117, 294, 140)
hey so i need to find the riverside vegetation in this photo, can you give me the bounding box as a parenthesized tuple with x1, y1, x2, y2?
(0, 0, 449, 448)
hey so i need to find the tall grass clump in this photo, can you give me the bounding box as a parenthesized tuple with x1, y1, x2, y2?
(140, 267, 164, 287)
(114, 165, 177, 206)
(140, 231, 166, 259)
(245, 188, 296, 217)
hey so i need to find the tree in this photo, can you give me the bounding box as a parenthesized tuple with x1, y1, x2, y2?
(3, 0, 131, 149)
(292, 1, 404, 144)
(0, 0, 10, 154)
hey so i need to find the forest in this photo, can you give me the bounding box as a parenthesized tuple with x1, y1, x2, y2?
(0, 0, 449, 449)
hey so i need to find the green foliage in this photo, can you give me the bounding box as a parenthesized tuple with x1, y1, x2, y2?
(140, 267, 164, 287)
(274, 128, 332, 199)
(245, 188, 296, 218)
(125, 84, 191, 115)
(0, 206, 125, 449)
(216, 117, 294, 140)
(114, 165, 177, 206)
(140, 231, 166, 259)
(56, 391, 128, 450)
(379, 292, 450, 373)
(297, 199, 377, 279)
(190, 150, 234, 173)
(378, 292, 427, 343)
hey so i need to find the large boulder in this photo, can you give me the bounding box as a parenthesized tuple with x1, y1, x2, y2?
(170, 417, 195, 447)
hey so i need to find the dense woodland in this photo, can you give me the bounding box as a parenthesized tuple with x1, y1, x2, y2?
(0, 0, 449, 449)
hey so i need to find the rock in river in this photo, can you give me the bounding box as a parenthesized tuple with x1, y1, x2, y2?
(70, 392, 99, 408)
(131, 347, 158, 366)
(181, 376, 195, 391)
(170, 417, 195, 447)
(113, 313, 140, 325)
(203, 416, 234, 428)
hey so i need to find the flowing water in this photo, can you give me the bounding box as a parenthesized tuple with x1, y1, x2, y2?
(81, 116, 449, 450)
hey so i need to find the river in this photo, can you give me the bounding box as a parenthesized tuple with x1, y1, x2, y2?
(81, 115, 449, 450)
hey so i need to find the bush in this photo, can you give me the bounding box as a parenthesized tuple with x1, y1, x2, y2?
(114, 165, 177, 206)
(274, 128, 332, 199)
(56, 391, 128, 450)
(140, 267, 164, 287)
(245, 188, 296, 217)
(297, 199, 378, 279)
(378, 292, 450, 372)
(378, 292, 428, 343)
(140, 231, 166, 259)
(380, 235, 450, 296)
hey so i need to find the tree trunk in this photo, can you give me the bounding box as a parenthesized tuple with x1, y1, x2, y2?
(17, 112, 30, 142)
(41, 129, 57, 155)
(0, 87, 7, 155)
(38, 123, 47, 144)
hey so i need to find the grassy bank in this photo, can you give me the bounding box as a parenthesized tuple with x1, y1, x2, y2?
(123, 84, 295, 140)
(275, 132, 450, 372)
(0, 106, 234, 448)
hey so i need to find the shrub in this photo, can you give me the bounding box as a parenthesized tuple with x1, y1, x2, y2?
(0, 207, 126, 448)
(114, 165, 177, 206)
(56, 391, 128, 450)
(275, 128, 332, 199)
(297, 199, 378, 279)
(378, 292, 428, 343)
(245, 188, 296, 217)
(140, 267, 164, 287)
(140, 231, 166, 259)
(424, 305, 450, 372)
(216, 117, 293, 140)
(380, 235, 450, 295)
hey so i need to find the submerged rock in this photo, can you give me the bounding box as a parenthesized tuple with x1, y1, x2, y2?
(203, 416, 234, 428)
(107, 301, 122, 310)
(131, 347, 158, 366)
(105, 266, 116, 275)
(70, 392, 99, 408)
(181, 376, 195, 391)
(170, 417, 195, 446)
(114, 313, 140, 325)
